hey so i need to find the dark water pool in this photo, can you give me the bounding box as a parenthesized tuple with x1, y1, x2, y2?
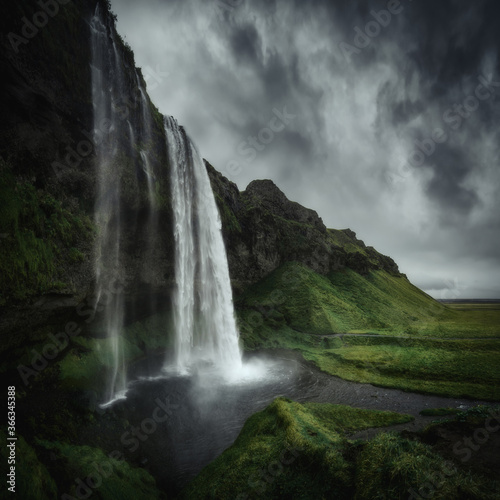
(107, 352, 489, 494)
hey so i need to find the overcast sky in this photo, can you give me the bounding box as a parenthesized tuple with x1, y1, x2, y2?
(110, 0, 500, 299)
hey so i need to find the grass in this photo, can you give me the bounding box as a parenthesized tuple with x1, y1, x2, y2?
(0, 157, 94, 304)
(304, 343, 500, 400)
(35, 439, 161, 499)
(180, 397, 496, 500)
(355, 432, 497, 500)
(0, 431, 57, 500)
(237, 262, 448, 335)
(419, 408, 462, 417)
(236, 262, 500, 400)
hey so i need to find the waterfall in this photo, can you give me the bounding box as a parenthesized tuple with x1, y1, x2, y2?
(90, 6, 157, 403)
(90, 5, 242, 401)
(138, 81, 157, 209)
(164, 116, 242, 376)
(90, 6, 127, 403)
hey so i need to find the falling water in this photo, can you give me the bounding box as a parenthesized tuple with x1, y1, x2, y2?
(90, 4, 242, 400)
(164, 116, 242, 376)
(90, 6, 128, 403)
(90, 6, 158, 403)
(138, 81, 157, 208)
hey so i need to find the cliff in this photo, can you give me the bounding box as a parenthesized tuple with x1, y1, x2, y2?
(207, 163, 400, 294)
(1, 0, 175, 356)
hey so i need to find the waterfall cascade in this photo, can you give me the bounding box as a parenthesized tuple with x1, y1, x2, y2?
(90, 6, 242, 401)
(90, 6, 158, 403)
(164, 116, 242, 376)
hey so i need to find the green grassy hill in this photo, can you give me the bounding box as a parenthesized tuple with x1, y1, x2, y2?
(236, 262, 500, 399)
(236, 261, 446, 336)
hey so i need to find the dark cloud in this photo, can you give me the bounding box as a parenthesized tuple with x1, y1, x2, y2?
(110, 0, 500, 298)
(229, 23, 262, 66)
(424, 144, 479, 215)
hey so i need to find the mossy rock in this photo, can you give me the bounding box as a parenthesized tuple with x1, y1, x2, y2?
(0, 431, 57, 499)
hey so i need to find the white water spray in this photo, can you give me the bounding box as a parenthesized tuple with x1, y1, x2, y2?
(164, 116, 242, 376)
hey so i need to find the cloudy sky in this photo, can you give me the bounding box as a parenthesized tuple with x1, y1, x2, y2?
(111, 0, 500, 299)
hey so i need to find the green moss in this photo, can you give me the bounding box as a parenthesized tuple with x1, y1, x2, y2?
(57, 336, 142, 392)
(181, 398, 413, 500)
(68, 247, 85, 263)
(56, 312, 173, 393)
(0, 432, 57, 499)
(214, 194, 241, 234)
(36, 440, 161, 500)
(0, 157, 93, 304)
(355, 432, 496, 500)
(328, 228, 368, 255)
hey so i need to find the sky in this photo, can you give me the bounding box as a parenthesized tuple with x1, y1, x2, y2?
(110, 0, 500, 299)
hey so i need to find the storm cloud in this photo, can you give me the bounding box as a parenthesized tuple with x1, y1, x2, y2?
(111, 0, 500, 298)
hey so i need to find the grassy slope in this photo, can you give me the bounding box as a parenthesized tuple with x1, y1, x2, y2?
(236, 262, 500, 399)
(237, 262, 447, 335)
(35, 439, 162, 499)
(180, 398, 496, 500)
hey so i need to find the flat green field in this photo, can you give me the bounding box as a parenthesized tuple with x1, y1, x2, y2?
(236, 263, 500, 400)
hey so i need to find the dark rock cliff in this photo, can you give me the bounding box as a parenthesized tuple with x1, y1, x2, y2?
(1, 0, 398, 358)
(207, 163, 399, 294)
(0, 0, 174, 354)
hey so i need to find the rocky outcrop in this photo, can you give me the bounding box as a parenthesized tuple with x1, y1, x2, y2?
(207, 164, 400, 294)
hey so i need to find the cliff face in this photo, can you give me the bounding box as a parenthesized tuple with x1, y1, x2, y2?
(207, 164, 400, 294)
(0, 0, 174, 353)
(1, 0, 399, 359)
